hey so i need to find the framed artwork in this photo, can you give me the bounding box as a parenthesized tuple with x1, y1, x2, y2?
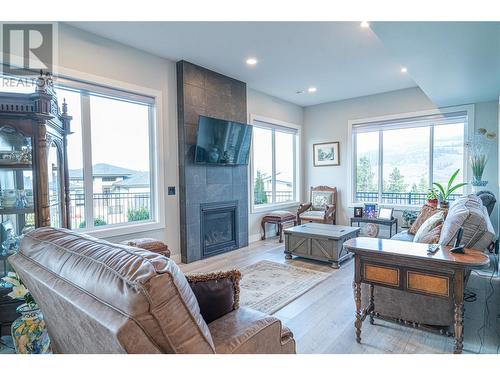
(313, 141, 340, 166)
(354, 207, 363, 218)
(378, 207, 394, 220)
(364, 203, 377, 218)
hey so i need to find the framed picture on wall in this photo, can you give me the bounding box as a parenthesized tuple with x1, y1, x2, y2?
(313, 141, 340, 166)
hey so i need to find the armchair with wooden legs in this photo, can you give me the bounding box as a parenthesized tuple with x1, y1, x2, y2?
(297, 186, 337, 225)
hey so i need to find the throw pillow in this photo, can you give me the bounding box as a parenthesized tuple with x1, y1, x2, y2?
(418, 223, 443, 244)
(408, 204, 447, 235)
(413, 211, 445, 243)
(186, 270, 241, 324)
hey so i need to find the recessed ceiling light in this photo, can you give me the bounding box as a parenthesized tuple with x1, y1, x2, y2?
(360, 21, 370, 28)
(246, 58, 258, 66)
(308, 87, 317, 93)
(401, 67, 408, 73)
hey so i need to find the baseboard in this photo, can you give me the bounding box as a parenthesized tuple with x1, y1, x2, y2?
(249, 233, 262, 243)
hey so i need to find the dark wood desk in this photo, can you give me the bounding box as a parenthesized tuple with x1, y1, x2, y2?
(343, 238, 490, 354)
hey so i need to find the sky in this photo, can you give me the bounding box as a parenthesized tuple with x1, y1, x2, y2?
(56, 88, 151, 174)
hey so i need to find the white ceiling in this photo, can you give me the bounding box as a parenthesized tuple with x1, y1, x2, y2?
(372, 22, 500, 107)
(67, 22, 417, 106)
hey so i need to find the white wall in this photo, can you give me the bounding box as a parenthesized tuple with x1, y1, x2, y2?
(58, 23, 181, 260)
(474, 100, 499, 231)
(247, 89, 304, 242)
(303, 87, 499, 231)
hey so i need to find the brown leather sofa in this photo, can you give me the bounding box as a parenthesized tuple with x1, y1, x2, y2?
(8, 227, 295, 354)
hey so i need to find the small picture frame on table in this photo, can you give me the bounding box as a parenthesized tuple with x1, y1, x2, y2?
(378, 207, 394, 220)
(364, 203, 377, 218)
(354, 207, 363, 218)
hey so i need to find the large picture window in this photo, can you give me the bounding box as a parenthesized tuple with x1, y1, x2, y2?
(251, 118, 299, 209)
(352, 110, 468, 206)
(54, 81, 157, 232)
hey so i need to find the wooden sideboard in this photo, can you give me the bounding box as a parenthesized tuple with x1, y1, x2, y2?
(344, 237, 490, 354)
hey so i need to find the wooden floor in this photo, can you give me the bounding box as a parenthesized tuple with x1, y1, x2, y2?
(180, 238, 500, 354)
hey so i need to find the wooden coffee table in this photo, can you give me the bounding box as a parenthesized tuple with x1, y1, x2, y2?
(343, 237, 490, 354)
(284, 223, 360, 268)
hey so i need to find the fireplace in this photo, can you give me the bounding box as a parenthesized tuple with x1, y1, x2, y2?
(200, 201, 239, 258)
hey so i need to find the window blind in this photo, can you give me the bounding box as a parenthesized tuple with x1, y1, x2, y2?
(253, 119, 298, 135)
(352, 111, 468, 133)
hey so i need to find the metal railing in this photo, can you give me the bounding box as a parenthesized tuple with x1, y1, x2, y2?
(254, 190, 294, 205)
(355, 191, 462, 205)
(70, 192, 150, 229)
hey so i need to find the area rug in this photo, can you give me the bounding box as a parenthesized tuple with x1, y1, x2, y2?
(239, 260, 330, 314)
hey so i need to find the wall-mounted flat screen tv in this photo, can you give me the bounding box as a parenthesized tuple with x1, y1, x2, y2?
(194, 115, 253, 165)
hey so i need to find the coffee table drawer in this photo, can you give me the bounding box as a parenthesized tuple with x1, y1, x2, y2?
(363, 263, 400, 287)
(406, 271, 450, 297)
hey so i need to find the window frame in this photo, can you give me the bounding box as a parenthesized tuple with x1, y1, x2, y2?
(54, 68, 165, 238)
(347, 105, 474, 209)
(249, 114, 301, 213)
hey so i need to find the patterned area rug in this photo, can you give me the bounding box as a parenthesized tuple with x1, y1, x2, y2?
(239, 260, 330, 314)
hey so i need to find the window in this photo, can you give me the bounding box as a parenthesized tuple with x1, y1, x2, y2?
(53, 81, 157, 232)
(251, 118, 299, 209)
(352, 110, 468, 206)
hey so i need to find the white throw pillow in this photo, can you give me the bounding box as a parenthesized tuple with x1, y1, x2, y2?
(413, 211, 445, 243)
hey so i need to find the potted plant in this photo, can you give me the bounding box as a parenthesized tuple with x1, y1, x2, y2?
(426, 189, 439, 207)
(467, 128, 497, 191)
(433, 169, 468, 208)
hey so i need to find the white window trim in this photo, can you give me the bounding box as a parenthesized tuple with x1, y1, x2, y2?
(347, 104, 474, 209)
(56, 66, 166, 239)
(248, 114, 302, 214)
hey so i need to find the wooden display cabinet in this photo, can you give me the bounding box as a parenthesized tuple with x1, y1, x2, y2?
(0, 73, 71, 263)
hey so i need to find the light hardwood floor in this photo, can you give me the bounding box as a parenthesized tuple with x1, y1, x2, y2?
(180, 238, 500, 354)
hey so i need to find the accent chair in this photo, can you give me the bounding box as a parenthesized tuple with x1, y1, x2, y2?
(297, 185, 337, 225)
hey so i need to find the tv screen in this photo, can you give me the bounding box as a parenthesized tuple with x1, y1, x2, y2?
(194, 116, 253, 165)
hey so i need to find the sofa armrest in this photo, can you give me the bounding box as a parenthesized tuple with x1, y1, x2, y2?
(121, 238, 170, 258)
(186, 270, 241, 324)
(208, 307, 295, 354)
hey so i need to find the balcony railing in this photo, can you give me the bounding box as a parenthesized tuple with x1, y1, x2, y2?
(355, 191, 462, 206)
(254, 190, 294, 205)
(69, 192, 150, 229)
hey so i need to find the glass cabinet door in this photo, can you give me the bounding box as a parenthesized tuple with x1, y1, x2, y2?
(0, 125, 34, 259)
(48, 142, 62, 228)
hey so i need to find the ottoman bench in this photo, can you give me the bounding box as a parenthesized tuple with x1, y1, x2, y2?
(261, 211, 297, 243)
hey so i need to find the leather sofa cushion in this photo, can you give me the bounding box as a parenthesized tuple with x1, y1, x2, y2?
(439, 194, 495, 249)
(208, 307, 294, 354)
(10, 227, 215, 353)
(186, 270, 241, 324)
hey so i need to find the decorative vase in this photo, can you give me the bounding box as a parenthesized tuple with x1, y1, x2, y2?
(11, 303, 51, 354)
(207, 148, 220, 163)
(439, 202, 449, 209)
(471, 176, 488, 193)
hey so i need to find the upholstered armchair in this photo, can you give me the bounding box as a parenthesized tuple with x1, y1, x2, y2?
(297, 186, 337, 225)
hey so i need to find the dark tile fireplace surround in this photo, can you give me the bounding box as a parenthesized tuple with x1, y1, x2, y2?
(177, 61, 249, 263)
